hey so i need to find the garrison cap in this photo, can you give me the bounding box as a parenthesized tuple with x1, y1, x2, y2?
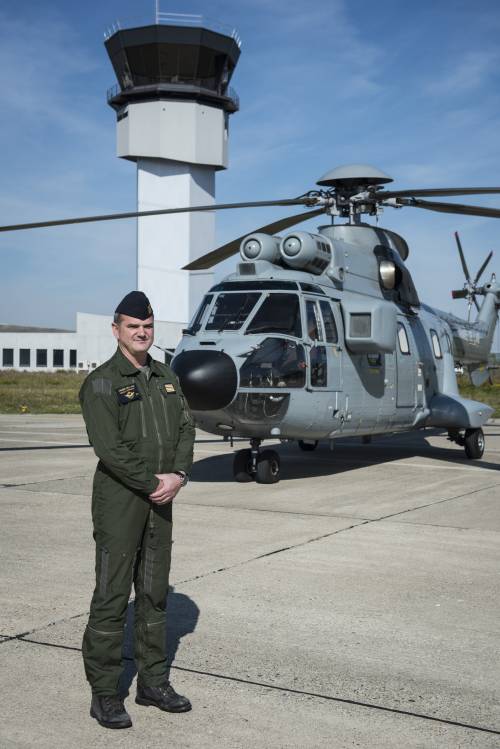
(115, 291, 153, 320)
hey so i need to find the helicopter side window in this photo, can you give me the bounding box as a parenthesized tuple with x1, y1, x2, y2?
(444, 331, 452, 354)
(239, 338, 306, 388)
(310, 346, 327, 387)
(206, 293, 260, 331)
(306, 300, 323, 340)
(185, 294, 213, 334)
(430, 329, 442, 359)
(397, 323, 410, 355)
(319, 301, 338, 344)
(245, 293, 302, 337)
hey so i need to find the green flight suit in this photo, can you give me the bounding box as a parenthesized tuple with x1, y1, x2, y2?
(79, 347, 195, 696)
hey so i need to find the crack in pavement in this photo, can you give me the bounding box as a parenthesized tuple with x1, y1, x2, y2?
(2, 480, 499, 646)
(6, 636, 499, 737)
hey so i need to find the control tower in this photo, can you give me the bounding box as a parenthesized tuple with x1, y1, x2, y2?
(104, 13, 241, 325)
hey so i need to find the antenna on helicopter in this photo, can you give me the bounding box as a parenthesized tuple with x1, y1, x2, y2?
(451, 232, 493, 321)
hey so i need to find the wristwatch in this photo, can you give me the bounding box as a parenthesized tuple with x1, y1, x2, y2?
(174, 471, 188, 487)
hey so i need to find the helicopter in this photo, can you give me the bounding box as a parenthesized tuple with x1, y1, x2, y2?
(168, 164, 500, 483)
(2, 164, 500, 484)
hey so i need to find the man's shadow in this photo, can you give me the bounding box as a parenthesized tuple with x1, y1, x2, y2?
(120, 586, 199, 695)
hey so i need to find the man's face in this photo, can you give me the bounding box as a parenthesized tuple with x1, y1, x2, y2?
(112, 314, 154, 358)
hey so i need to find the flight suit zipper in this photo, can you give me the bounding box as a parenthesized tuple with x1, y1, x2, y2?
(145, 380, 163, 473)
(139, 400, 147, 438)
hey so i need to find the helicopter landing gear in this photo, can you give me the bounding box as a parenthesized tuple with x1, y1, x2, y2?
(298, 440, 318, 451)
(447, 427, 485, 459)
(232, 439, 281, 483)
(233, 449, 253, 482)
(464, 428, 485, 459)
(256, 450, 280, 484)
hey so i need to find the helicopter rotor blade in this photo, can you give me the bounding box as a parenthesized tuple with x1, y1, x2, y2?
(397, 197, 500, 220)
(473, 251, 493, 284)
(451, 289, 468, 299)
(454, 231, 471, 282)
(473, 297, 480, 312)
(183, 208, 325, 271)
(0, 198, 312, 234)
(377, 186, 500, 200)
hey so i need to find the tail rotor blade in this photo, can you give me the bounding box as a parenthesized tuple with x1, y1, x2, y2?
(454, 231, 471, 282)
(473, 251, 493, 284)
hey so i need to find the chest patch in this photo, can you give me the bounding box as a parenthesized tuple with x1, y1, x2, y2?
(116, 383, 141, 404)
(163, 383, 176, 394)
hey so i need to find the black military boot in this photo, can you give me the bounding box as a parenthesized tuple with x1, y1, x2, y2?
(136, 681, 192, 712)
(90, 694, 132, 729)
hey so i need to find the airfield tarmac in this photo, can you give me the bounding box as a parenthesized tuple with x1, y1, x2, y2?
(0, 414, 499, 748)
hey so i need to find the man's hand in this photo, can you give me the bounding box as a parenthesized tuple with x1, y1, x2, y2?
(149, 473, 183, 505)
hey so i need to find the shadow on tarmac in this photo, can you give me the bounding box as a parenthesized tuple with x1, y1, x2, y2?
(189, 429, 500, 483)
(120, 586, 200, 695)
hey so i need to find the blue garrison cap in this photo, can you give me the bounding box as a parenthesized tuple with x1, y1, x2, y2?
(115, 291, 153, 320)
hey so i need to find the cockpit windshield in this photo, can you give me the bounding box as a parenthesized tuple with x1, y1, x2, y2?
(185, 294, 213, 334)
(205, 293, 261, 331)
(246, 293, 302, 338)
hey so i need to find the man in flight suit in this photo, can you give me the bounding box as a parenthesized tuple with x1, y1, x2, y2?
(80, 291, 195, 729)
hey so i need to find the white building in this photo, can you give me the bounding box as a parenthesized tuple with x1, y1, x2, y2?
(0, 313, 184, 372)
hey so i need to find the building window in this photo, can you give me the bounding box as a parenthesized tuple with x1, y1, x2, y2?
(19, 349, 31, 367)
(69, 350, 77, 368)
(2, 349, 14, 367)
(53, 349, 64, 367)
(36, 349, 47, 367)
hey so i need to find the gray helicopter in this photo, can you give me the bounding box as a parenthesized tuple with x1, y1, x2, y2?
(167, 165, 500, 483)
(2, 164, 499, 484)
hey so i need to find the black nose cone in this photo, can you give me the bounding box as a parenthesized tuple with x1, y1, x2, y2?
(171, 350, 237, 411)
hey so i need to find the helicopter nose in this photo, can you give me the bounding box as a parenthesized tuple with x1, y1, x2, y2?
(171, 350, 238, 411)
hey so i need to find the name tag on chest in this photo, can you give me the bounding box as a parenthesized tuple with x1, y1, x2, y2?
(117, 383, 142, 404)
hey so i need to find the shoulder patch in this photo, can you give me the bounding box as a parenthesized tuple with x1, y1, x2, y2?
(91, 377, 113, 396)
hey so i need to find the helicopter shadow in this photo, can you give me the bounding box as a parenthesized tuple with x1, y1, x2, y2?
(189, 429, 500, 483)
(119, 586, 200, 696)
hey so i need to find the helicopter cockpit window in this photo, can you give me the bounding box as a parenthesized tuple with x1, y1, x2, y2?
(319, 301, 338, 344)
(185, 294, 213, 334)
(245, 294, 302, 338)
(306, 300, 322, 340)
(205, 293, 260, 331)
(239, 338, 307, 388)
(430, 329, 443, 359)
(397, 323, 410, 355)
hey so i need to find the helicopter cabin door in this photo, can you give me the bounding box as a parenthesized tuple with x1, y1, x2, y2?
(304, 298, 342, 391)
(396, 318, 416, 408)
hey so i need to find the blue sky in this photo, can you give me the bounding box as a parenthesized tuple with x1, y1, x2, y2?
(1, 0, 500, 351)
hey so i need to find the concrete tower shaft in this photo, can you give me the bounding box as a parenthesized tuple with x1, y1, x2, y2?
(105, 21, 241, 325)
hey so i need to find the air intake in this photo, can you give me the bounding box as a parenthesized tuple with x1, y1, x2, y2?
(238, 263, 256, 275)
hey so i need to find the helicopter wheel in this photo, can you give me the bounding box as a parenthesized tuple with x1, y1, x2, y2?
(233, 449, 254, 482)
(255, 450, 281, 484)
(298, 440, 318, 452)
(463, 428, 485, 460)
